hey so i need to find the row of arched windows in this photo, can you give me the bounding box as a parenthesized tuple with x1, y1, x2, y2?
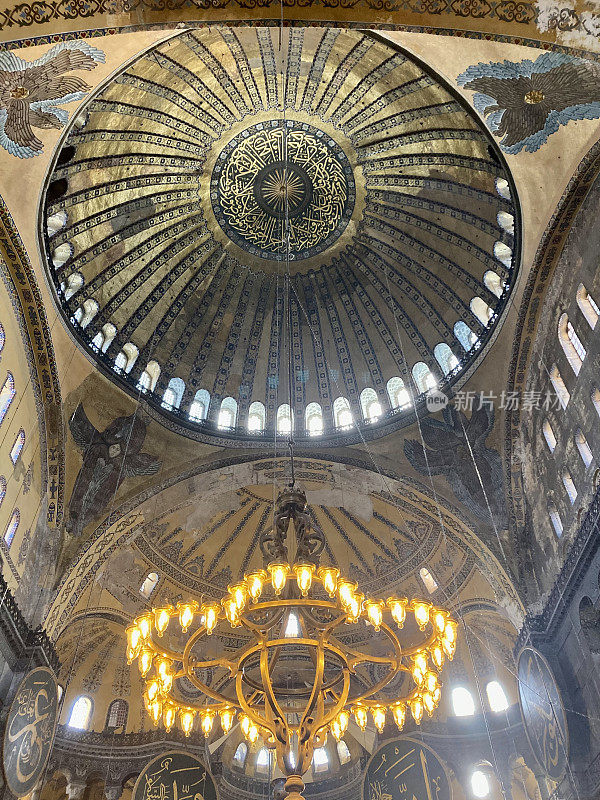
(233, 739, 350, 775)
(451, 681, 509, 717)
(67, 696, 128, 731)
(543, 283, 599, 537)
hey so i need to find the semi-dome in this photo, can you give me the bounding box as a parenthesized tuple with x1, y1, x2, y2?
(41, 27, 520, 445)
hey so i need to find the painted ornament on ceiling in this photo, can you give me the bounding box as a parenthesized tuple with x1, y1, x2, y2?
(0, 41, 104, 159)
(67, 404, 161, 537)
(457, 53, 600, 153)
(403, 404, 507, 529)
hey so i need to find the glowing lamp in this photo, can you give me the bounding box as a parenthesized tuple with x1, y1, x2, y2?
(352, 704, 368, 731)
(228, 582, 247, 612)
(180, 708, 195, 736)
(146, 679, 159, 703)
(410, 696, 424, 724)
(413, 601, 431, 630)
(433, 687, 441, 705)
(414, 652, 428, 675)
(136, 613, 152, 640)
(126, 625, 142, 660)
(433, 610, 446, 633)
(163, 703, 176, 732)
(219, 707, 235, 734)
(330, 710, 349, 740)
(347, 591, 364, 623)
(392, 702, 406, 730)
(201, 603, 220, 635)
(317, 566, 340, 597)
(223, 595, 240, 626)
(138, 647, 153, 677)
(387, 597, 407, 628)
(425, 671, 438, 694)
(268, 563, 289, 595)
(444, 620, 458, 644)
(154, 607, 172, 636)
(149, 700, 162, 725)
(365, 599, 384, 631)
(177, 601, 198, 633)
(372, 706, 386, 733)
(442, 636, 456, 658)
(247, 722, 259, 743)
(294, 563, 315, 596)
(432, 645, 445, 670)
(423, 693, 436, 715)
(245, 570, 267, 602)
(338, 580, 357, 610)
(201, 710, 215, 736)
(240, 714, 251, 738)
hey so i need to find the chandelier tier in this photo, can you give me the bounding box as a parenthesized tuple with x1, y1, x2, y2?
(125, 488, 457, 800)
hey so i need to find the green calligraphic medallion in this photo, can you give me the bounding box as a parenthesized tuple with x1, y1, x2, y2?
(211, 121, 355, 261)
(132, 750, 218, 800)
(363, 736, 452, 800)
(3, 666, 58, 797)
(517, 647, 568, 779)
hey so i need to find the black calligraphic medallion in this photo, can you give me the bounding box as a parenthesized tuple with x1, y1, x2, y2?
(132, 750, 218, 800)
(517, 647, 568, 779)
(363, 736, 451, 800)
(3, 666, 58, 797)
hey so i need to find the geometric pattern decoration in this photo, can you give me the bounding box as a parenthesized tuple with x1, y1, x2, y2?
(40, 28, 519, 445)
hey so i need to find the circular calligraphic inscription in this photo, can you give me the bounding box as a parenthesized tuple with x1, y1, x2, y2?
(132, 750, 218, 800)
(517, 647, 568, 780)
(211, 122, 355, 260)
(3, 666, 58, 797)
(363, 736, 452, 800)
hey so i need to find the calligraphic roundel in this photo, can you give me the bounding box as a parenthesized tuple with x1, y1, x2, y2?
(3, 666, 59, 797)
(363, 736, 451, 800)
(132, 750, 218, 800)
(517, 647, 568, 780)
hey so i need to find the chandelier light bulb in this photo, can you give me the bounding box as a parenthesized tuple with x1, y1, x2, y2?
(180, 709, 195, 736)
(432, 645, 445, 670)
(247, 722, 259, 743)
(423, 692, 436, 715)
(223, 595, 240, 626)
(240, 714, 251, 738)
(413, 601, 431, 630)
(154, 607, 172, 636)
(410, 696, 424, 724)
(444, 620, 458, 644)
(317, 566, 339, 597)
(146, 679, 159, 703)
(338, 580, 357, 610)
(392, 702, 406, 730)
(425, 671, 438, 694)
(126, 625, 142, 660)
(245, 570, 267, 602)
(442, 636, 457, 658)
(352, 704, 368, 731)
(219, 707, 235, 734)
(365, 599, 384, 631)
(177, 601, 198, 633)
(433, 687, 441, 705)
(228, 583, 248, 612)
(294, 563, 315, 597)
(372, 706, 386, 733)
(268, 563, 289, 595)
(414, 651, 428, 674)
(330, 710, 349, 741)
(347, 591, 364, 623)
(201, 603, 220, 634)
(136, 614, 152, 640)
(433, 610, 447, 633)
(138, 648, 153, 677)
(201, 710, 215, 735)
(163, 704, 176, 732)
(387, 597, 407, 628)
(150, 700, 162, 725)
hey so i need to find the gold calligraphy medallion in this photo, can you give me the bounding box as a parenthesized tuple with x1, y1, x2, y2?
(211, 122, 355, 261)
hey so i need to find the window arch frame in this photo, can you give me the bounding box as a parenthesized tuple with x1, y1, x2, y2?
(387, 377, 411, 410)
(3, 509, 19, 547)
(412, 363, 436, 394)
(576, 284, 599, 330)
(542, 420, 557, 453)
(10, 429, 25, 465)
(189, 389, 210, 423)
(451, 686, 475, 717)
(105, 698, 128, 731)
(218, 397, 238, 430)
(360, 388, 382, 422)
(305, 402, 323, 435)
(140, 571, 159, 599)
(248, 401, 266, 433)
(558, 313, 585, 375)
(333, 397, 353, 429)
(485, 680, 509, 712)
(68, 695, 93, 730)
(575, 429, 593, 468)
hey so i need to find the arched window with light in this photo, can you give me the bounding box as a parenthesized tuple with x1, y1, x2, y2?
(80, 298, 99, 329)
(0, 323, 5, 355)
(496, 211, 514, 235)
(0, 476, 6, 508)
(562, 471, 577, 505)
(549, 503, 563, 537)
(471, 770, 490, 798)
(575, 429, 593, 468)
(387, 377, 410, 410)
(333, 397, 352, 429)
(189, 389, 210, 422)
(105, 699, 128, 731)
(452, 686, 475, 717)
(454, 322, 478, 353)
(337, 740, 351, 765)
(277, 404, 293, 434)
(68, 696, 93, 730)
(483, 270, 506, 299)
(558, 313, 585, 375)
(233, 742, 248, 767)
(542, 420, 557, 453)
(312, 747, 329, 773)
(4, 509, 19, 547)
(360, 388, 381, 422)
(305, 402, 323, 435)
(114, 343, 138, 374)
(495, 177, 511, 200)
(0, 373, 15, 424)
(419, 567, 438, 594)
(162, 377, 185, 410)
(434, 344, 459, 376)
(248, 402, 266, 432)
(256, 748, 271, 774)
(63, 272, 83, 300)
(576, 284, 600, 330)
(137, 361, 161, 394)
(471, 297, 494, 326)
(493, 241, 512, 269)
(140, 572, 159, 599)
(218, 397, 238, 429)
(10, 429, 25, 464)
(412, 363, 436, 394)
(486, 680, 508, 712)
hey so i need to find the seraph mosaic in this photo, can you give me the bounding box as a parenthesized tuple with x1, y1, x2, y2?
(457, 53, 600, 153)
(404, 404, 507, 530)
(67, 404, 161, 537)
(0, 41, 104, 159)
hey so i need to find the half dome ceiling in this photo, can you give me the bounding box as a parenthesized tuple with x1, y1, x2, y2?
(41, 27, 520, 445)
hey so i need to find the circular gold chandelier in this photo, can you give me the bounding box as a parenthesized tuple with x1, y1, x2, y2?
(125, 487, 457, 800)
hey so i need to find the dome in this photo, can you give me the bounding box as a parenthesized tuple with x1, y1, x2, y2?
(41, 27, 519, 445)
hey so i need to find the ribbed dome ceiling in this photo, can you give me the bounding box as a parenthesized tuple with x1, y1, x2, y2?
(42, 27, 519, 445)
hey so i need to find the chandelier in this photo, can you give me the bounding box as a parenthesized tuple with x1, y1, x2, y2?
(125, 487, 457, 800)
